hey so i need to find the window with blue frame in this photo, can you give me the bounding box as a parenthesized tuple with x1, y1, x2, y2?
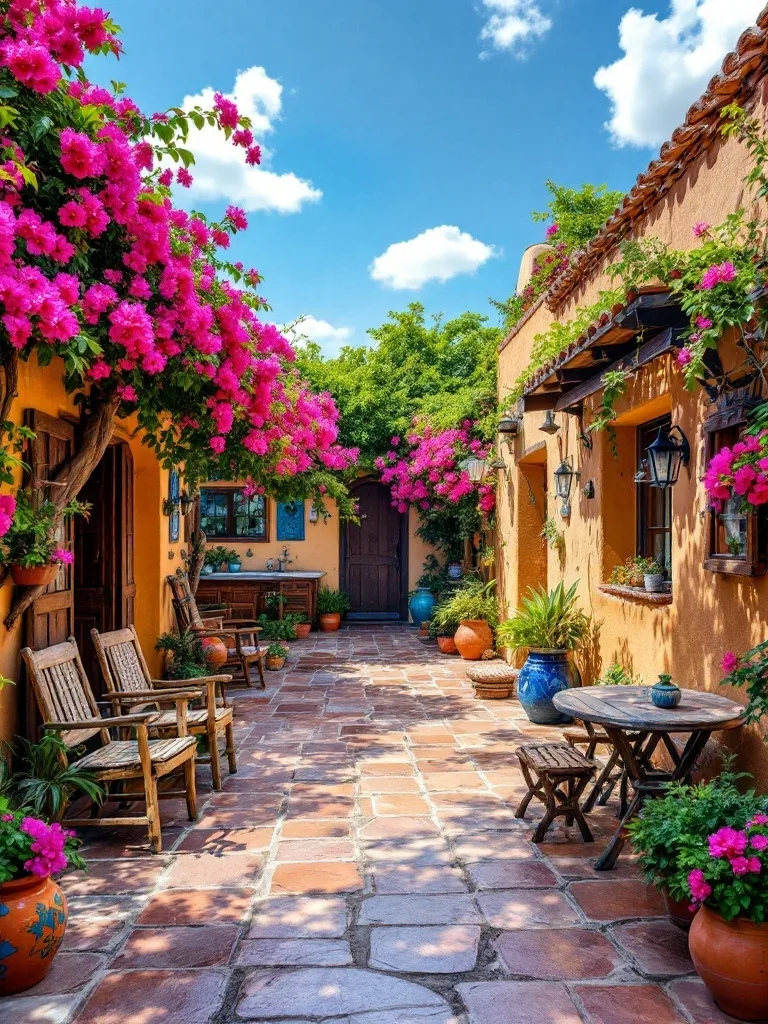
(200, 488, 268, 541)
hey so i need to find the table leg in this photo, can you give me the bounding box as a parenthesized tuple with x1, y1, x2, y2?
(594, 727, 648, 871)
(595, 790, 643, 870)
(673, 730, 711, 783)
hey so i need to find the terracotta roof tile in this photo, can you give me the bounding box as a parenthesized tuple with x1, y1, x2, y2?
(546, 7, 768, 311)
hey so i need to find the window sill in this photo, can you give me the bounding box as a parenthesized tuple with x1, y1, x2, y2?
(597, 584, 673, 605)
(703, 558, 766, 577)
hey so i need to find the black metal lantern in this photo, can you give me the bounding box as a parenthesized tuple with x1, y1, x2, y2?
(646, 424, 690, 490)
(553, 456, 579, 517)
(539, 410, 560, 435)
(497, 414, 520, 438)
(179, 492, 195, 516)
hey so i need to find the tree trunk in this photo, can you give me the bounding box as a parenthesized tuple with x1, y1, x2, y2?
(5, 393, 120, 631)
(186, 493, 205, 595)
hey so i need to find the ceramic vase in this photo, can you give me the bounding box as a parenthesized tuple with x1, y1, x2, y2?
(454, 620, 493, 661)
(319, 613, 341, 632)
(408, 588, 436, 628)
(689, 905, 768, 1021)
(517, 650, 576, 725)
(0, 874, 68, 996)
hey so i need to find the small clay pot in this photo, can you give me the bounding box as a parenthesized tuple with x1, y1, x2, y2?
(265, 656, 286, 671)
(294, 623, 312, 639)
(689, 904, 768, 1020)
(436, 636, 458, 655)
(0, 874, 68, 996)
(454, 619, 493, 661)
(10, 564, 58, 587)
(201, 636, 228, 670)
(663, 889, 698, 931)
(319, 612, 341, 632)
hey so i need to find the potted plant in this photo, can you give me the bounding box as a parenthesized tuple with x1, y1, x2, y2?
(642, 559, 666, 593)
(265, 642, 289, 670)
(0, 735, 106, 823)
(496, 580, 589, 724)
(429, 577, 498, 660)
(0, 493, 90, 586)
(626, 767, 766, 930)
(227, 551, 242, 573)
(156, 629, 210, 679)
(292, 613, 312, 639)
(316, 588, 350, 632)
(0, 797, 86, 995)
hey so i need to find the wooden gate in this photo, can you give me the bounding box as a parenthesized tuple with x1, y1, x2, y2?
(342, 481, 407, 619)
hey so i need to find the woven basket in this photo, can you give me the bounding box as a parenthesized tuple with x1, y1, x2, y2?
(465, 662, 519, 700)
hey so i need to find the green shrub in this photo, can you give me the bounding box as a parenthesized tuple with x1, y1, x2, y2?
(156, 629, 208, 679)
(317, 588, 351, 615)
(430, 577, 498, 637)
(0, 734, 105, 821)
(496, 581, 589, 653)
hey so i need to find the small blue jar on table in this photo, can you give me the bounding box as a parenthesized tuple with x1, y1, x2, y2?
(651, 674, 681, 708)
(409, 587, 436, 628)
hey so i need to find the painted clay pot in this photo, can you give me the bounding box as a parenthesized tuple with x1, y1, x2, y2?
(663, 889, 698, 931)
(436, 636, 458, 655)
(319, 613, 341, 632)
(689, 905, 768, 1020)
(454, 620, 494, 661)
(294, 623, 312, 639)
(10, 564, 58, 587)
(0, 874, 68, 996)
(265, 656, 286, 671)
(201, 636, 228, 669)
(517, 650, 576, 725)
(409, 588, 436, 628)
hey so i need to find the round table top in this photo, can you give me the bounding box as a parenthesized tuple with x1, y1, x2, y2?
(552, 685, 746, 733)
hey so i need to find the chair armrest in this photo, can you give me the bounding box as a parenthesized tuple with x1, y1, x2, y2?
(150, 676, 232, 686)
(45, 713, 157, 729)
(117, 691, 201, 704)
(192, 628, 238, 642)
(223, 618, 260, 627)
(223, 621, 262, 633)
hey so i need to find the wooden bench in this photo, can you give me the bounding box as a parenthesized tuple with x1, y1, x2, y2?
(515, 742, 596, 844)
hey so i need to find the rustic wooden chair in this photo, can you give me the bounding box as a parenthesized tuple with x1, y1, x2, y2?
(91, 625, 237, 791)
(167, 571, 266, 689)
(21, 638, 199, 853)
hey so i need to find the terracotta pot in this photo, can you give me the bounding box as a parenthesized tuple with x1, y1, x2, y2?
(663, 889, 698, 931)
(436, 636, 458, 655)
(294, 623, 312, 639)
(319, 613, 341, 632)
(689, 904, 768, 1020)
(201, 636, 228, 669)
(10, 564, 58, 587)
(265, 656, 286, 671)
(454, 619, 494, 661)
(0, 874, 68, 996)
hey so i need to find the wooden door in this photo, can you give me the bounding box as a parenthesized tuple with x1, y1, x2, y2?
(344, 482, 406, 617)
(23, 411, 76, 736)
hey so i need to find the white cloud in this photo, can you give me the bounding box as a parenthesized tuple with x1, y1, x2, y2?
(479, 0, 553, 58)
(172, 66, 321, 213)
(284, 316, 354, 357)
(594, 0, 764, 148)
(370, 226, 499, 291)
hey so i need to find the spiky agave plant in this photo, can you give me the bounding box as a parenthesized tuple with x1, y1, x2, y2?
(0, 734, 105, 822)
(496, 580, 589, 653)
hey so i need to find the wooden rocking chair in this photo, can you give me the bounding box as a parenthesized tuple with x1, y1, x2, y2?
(91, 625, 237, 791)
(21, 638, 199, 853)
(166, 571, 267, 689)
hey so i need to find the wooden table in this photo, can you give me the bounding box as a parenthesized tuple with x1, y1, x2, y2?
(552, 685, 746, 870)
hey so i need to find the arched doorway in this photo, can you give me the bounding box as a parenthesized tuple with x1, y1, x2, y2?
(341, 479, 408, 620)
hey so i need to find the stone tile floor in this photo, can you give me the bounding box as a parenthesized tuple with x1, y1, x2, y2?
(2, 624, 747, 1024)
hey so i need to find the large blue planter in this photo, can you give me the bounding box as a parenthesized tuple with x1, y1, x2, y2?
(517, 650, 576, 725)
(409, 588, 436, 627)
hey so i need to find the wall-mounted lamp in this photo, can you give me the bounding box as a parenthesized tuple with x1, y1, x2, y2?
(461, 457, 488, 483)
(498, 414, 521, 439)
(162, 497, 180, 517)
(309, 504, 319, 524)
(583, 480, 595, 499)
(554, 456, 580, 518)
(539, 410, 560, 435)
(488, 456, 507, 473)
(179, 492, 194, 516)
(645, 424, 690, 490)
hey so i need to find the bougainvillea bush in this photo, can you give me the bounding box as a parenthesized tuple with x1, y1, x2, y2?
(0, 0, 358, 610)
(703, 430, 768, 513)
(0, 798, 85, 882)
(375, 421, 495, 562)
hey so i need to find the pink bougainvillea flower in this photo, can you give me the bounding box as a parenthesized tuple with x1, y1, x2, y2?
(750, 814, 768, 825)
(730, 856, 751, 875)
(546, 223, 559, 238)
(687, 868, 712, 902)
(709, 826, 748, 859)
(721, 651, 739, 674)
(693, 222, 710, 237)
(245, 145, 262, 166)
(176, 167, 193, 188)
(51, 547, 74, 564)
(59, 128, 105, 179)
(0, 492, 16, 537)
(676, 347, 693, 367)
(695, 316, 713, 330)
(701, 261, 737, 290)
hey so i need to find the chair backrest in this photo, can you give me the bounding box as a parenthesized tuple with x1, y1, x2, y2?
(20, 638, 109, 748)
(166, 571, 204, 631)
(91, 625, 152, 696)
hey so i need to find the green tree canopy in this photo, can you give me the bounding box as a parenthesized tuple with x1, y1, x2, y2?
(532, 179, 625, 250)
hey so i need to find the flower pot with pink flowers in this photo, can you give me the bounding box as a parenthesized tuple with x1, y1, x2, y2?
(0, 492, 90, 586)
(0, 798, 86, 996)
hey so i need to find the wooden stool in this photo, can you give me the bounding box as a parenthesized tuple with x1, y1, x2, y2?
(515, 742, 596, 844)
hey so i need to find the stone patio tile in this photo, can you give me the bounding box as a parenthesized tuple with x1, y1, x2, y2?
(495, 927, 622, 979)
(60, 859, 165, 895)
(452, 833, 537, 862)
(574, 983, 688, 1023)
(0, 995, 80, 1024)
(247, 895, 348, 937)
(75, 969, 227, 1024)
(236, 967, 452, 1019)
(290, 782, 356, 799)
(422, 772, 488, 791)
(372, 863, 469, 895)
(235, 938, 353, 967)
(358, 894, 482, 925)
(137, 888, 253, 925)
(611, 920, 695, 976)
(23, 953, 103, 996)
(275, 838, 356, 861)
(110, 926, 239, 968)
(359, 761, 415, 776)
(270, 861, 363, 894)
(466, 860, 558, 889)
(162, 852, 263, 888)
(336, 1011, 458, 1024)
(545, 854, 642, 880)
(369, 925, 480, 973)
(360, 776, 421, 794)
(668, 979, 744, 1023)
(280, 818, 351, 838)
(358, 816, 440, 840)
(195, 808, 280, 829)
(538, 838, 610, 858)
(372, 794, 431, 815)
(61, 915, 128, 951)
(457, 980, 583, 1024)
(287, 797, 356, 818)
(363, 836, 454, 864)
(174, 826, 274, 854)
(570, 880, 666, 921)
(477, 890, 582, 929)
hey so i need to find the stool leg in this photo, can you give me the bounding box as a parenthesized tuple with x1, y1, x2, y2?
(515, 761, 538, 819)
(531, 774, 557, 843)
(571, 775, 595, 843)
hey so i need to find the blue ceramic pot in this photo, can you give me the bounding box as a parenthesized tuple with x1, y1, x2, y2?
(517, 650, 576, 725)
(409, 588, 436, 627)
(228, 562, 241, 573)
(651, 678, 681, 708)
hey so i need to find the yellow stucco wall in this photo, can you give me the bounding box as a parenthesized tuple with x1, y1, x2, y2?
(496, 101, 768, 785)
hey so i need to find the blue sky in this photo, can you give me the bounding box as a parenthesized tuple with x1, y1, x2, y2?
(104, 0, 763, 353)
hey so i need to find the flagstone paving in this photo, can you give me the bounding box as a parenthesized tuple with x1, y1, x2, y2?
(1, 624, 743, 1024)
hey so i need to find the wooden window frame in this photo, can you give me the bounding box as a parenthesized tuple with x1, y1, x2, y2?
(199, 486, 269, 542)
(636, 414, 673, 569)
